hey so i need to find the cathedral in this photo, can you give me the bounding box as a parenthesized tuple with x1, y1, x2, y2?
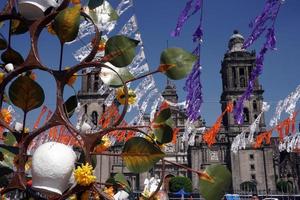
(78, 31, 300, 194)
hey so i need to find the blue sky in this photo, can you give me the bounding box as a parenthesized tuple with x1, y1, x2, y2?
(0, 0, 300, 129)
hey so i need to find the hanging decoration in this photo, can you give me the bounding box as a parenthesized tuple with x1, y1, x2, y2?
(253, 130, 272, 148)
(231, 102, 270, 153)
(270, 84, 300, 127)
(279, 132, 300, 153)
(172, 0, 204, 122)
(171, 0, 203, 37)
(203, 102, 233, 147)
(185, 46, 203, 122)
(234, 0, 283, 124)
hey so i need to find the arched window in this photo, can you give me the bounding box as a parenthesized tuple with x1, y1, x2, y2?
(254, 114, 258, 120)
(91, 111, 98, 125)
(253, 100, 258, 111)
(240, 181, 257, 192)
(243, 108, 249, 123)
(232, 68, 237, 87)
(240, 77, 246, 88)
(94, 82, 99, 92)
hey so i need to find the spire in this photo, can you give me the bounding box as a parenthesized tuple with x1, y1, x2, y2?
(162, 78, 178, 103)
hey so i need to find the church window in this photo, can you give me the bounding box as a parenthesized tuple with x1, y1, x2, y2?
(240, 77, 246, 88)
(86, 75, 91, 92)
(94, 82, 99, 92)
(251, 174, 256, 180)
(91, 111, 98, 125)
(250, 164, 255, 170)
(249, 154, 254, 160)
(239, 68, 245, 75)
(232, 68, 237, 87)
(253, 100, 258, 111)
(243, 108, 249, 123)
(254, 114, 258, 121)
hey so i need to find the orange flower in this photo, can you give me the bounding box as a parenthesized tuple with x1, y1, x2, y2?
(1, 108, 12, 124)
(71, 0, 81, 4)
(103, 187, 115, 198)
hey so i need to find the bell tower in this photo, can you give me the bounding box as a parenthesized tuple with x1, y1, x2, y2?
(220, 30, 265, 137)
(78, 68, 109, 130)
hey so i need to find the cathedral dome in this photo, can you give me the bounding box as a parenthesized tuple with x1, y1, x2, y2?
(228, 30, 245, 52)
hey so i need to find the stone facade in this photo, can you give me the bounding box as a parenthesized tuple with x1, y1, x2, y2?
(78, 31, 300, 194)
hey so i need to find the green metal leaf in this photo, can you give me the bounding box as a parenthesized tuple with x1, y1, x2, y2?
(53, 5, 81, 43)
(88, 0, 104, 9)
(0, 165, 13, 177)
(0, 35, 7, 50)
(9, 76, 45, 113)
(199, 164, 232, 200)
(0, 146, 16, 168)
(122, 137, 165, 173)
(3, 132, 17, 146)
(10, 19, 28, 35)
(1, 47, 24, 65)
(160, 48, 197, 80)
(105, 35, 139, 68)
(64, 95, 78, 118)
(0, 144, 19, 155)
(154, 108, 171, 124)
(154, 124, 173, 144)
(114, 173, 131, 193)
(165, 117, 175, 127)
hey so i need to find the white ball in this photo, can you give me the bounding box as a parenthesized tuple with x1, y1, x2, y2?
(4, 63, 14, 72)
(32, 142, 76, 195)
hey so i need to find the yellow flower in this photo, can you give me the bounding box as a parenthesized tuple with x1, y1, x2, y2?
(74, 163, 96, 186)
(65, 67, 77, 86)
(69, 194, 77, 200)
(0, 108, 12, 124)
(0, 72, 5, 84)
(116, 87, 136, 105)
(94, 135, 112, 153)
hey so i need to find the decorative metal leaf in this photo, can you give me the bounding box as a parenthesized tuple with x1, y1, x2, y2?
(105, 35, 139, 68)
(3, 132, 17, 146)
(114, 173, 131, 193)
(64, 95, 78, 118)
(9, 76, 45, 113)
(154, 108, 171, 123)
(0, 144, 19, 155)
(53, 5, 81, 43)
(0, 146, 16, 168)
(10, 19, 28, 35)
(100, 62, 134, 87)
(88, 0, 104, 10)
(122, 137, 165, 173)
(154, 124, 173, 144)
(1, 47, 24, 65)
(0, 35, 7, 50)
(160, 48, 197, 80)
(199, 164, 232, 200)
(0, 165, 13, 177)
